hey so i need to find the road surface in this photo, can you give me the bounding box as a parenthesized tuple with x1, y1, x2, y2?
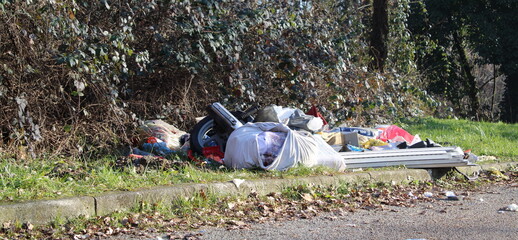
(110, 184, 518, 240)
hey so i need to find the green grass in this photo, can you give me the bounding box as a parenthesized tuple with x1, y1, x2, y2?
(0, 155, 337, 203)
(400, 118, 518, 159)
(0, 118, 516, 203)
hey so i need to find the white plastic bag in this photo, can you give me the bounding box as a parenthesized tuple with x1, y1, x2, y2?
(255, 105, 323, 132)
(288, 110, 324, 132)
(224, 122, 345, 171)
(311, 134, 347, 171)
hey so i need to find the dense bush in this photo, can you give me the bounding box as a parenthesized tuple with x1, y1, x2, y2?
(0, 0, 442, 158)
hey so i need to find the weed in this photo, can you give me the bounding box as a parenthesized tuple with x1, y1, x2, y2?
(281, 184, 314, 200)
(332, 181, 351, 195)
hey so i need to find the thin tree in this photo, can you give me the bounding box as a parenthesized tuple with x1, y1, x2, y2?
(369, 0, 389, 72)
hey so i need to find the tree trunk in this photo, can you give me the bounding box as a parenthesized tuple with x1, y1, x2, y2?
(491, 64, 496, 121)
(452, 30, 479, 118)
(369, 0, 389, 72)
(501, 72, 518, 123)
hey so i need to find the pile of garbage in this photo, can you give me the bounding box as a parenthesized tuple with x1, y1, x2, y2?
(320, 124, 442, 152)
(126, 103, 477, 171)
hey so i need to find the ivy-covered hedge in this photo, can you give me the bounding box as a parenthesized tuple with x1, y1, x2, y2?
(0, 0, 443, 158)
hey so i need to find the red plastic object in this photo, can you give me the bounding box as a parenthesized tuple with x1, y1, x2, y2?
(129, 154, 145, 159)
(306, 105, 328, 126)
(378, 125, 414, 143)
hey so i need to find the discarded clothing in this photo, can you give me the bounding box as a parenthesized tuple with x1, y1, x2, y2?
(138, 120, 186, 150)
(257, 131, 287, 166)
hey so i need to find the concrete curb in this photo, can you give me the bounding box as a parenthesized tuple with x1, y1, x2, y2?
(0, 196, 95, 225)
(0, 162, 515, 225)
(455, 161, 517, 177)
(368, 169, 430, 183)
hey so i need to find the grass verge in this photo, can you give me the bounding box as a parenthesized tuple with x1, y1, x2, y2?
(400, 118, 518, 159)
(0, 155, 336, 203)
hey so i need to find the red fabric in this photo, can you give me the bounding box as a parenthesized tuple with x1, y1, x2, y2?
(378, 125, 414, 143)
(187, 147, 225, 164)
(202, 146, 225, 164)
(306, 105, 328, 126)
(187, 150, 202, 163)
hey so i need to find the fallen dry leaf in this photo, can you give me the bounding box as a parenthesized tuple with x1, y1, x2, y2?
(301, 193, 314, 202)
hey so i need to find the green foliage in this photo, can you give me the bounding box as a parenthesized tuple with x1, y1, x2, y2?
(387, 0, 417, 74)
(0, 0, 447, 157)
(407, 1, 467, 111)
(407, 0, 518, 121)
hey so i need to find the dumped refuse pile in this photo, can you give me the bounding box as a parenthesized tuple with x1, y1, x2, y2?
(188, 103, 345, 171)
(127, 102, 478, 171)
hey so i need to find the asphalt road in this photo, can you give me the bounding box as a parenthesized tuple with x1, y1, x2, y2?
(110, 184, 517, 240)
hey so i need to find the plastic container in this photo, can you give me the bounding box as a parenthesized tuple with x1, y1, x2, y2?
(330, 127, 378, 137)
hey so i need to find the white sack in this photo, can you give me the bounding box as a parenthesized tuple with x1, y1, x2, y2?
(312, 134, 347, 171)
(224, 122, 345, 171)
